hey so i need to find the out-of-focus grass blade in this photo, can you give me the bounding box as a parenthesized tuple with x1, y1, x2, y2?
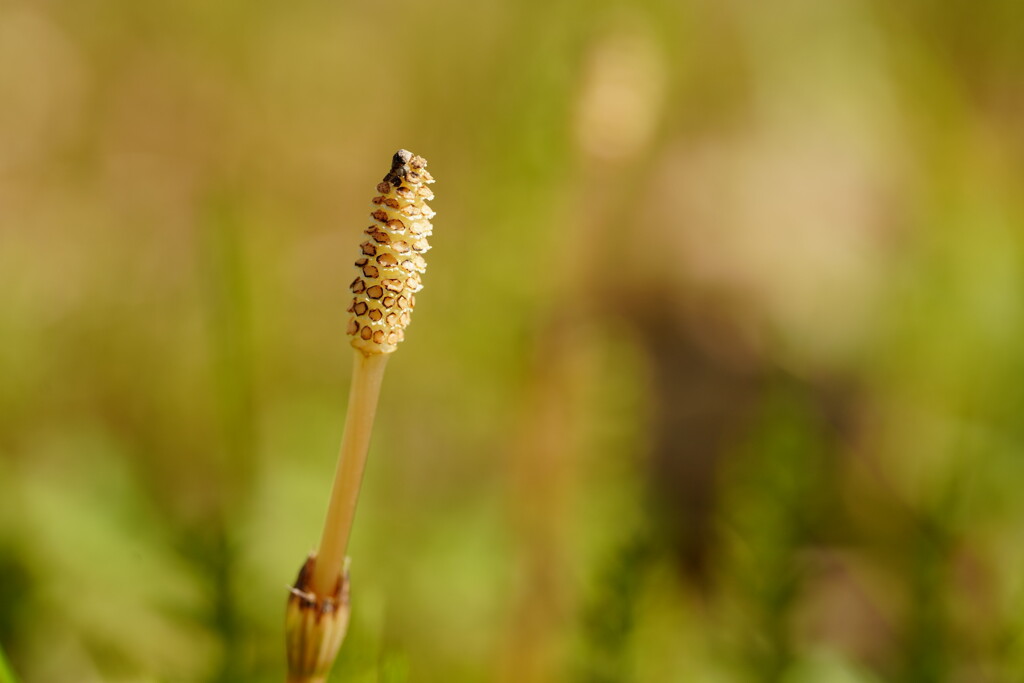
(0, 644, 19, 683)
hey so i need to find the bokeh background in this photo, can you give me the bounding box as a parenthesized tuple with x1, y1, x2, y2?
(2, 0, 1023, 681)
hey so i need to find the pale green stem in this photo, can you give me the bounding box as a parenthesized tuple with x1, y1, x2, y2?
(309, 351, 390, 598)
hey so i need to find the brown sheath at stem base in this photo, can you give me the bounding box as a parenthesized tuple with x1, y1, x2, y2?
(285, 554, 350, 683)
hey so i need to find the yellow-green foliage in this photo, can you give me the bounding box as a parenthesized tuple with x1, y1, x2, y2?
(0, 0, 1023, 681)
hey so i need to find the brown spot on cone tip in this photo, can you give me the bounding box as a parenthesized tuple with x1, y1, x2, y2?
(384, 149, 413, 186)
(383, 149, 428, 186)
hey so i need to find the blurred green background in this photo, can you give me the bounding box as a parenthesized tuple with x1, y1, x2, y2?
(1, 0, 1023, 681)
